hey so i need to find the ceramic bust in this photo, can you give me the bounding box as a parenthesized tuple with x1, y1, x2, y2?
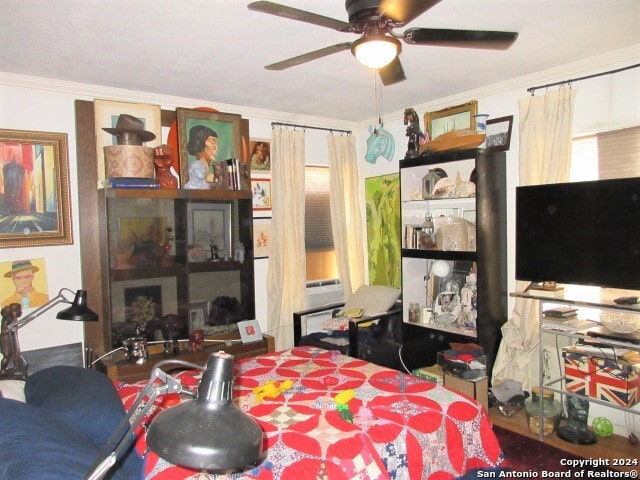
(184, 161, 210, 189)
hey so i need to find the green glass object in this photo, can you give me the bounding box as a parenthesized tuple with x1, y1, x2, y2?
(524, 387, 562, 436)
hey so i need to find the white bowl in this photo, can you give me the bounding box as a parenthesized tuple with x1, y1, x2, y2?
(600, 311, 640, 333)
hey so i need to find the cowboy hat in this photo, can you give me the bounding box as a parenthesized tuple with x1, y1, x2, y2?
(102, 114, 156, 145)
(4, 260, 39, 278)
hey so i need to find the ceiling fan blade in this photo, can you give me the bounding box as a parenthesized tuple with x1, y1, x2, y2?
(248, 1, 353, 32)
(378, 0, 442, 25)
(378, 57, 406, 86)
(403, 28, 518, 50)
(265, 42, 352, 70)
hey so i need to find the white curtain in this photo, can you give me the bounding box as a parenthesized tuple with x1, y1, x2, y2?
(327, 134, 365, 298)
(492, 86, 576, 388)
(266, 128, 307, 351)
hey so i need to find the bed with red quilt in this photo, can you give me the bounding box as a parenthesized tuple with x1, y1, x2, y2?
(115, 346, 504, 480)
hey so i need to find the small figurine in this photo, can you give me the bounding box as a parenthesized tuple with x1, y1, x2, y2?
(154, 145, 178, 189)
(403, 108, 422, 159)
(184, 161, 210, 189)
(188, 329, 205, 352)
(0, 303, 21, 372)
(210, 242, 220, 261)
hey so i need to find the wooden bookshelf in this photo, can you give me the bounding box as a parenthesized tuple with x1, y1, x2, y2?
(489, 406, 639, 473)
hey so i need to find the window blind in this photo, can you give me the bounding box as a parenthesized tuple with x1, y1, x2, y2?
(305, 166, 334, 252)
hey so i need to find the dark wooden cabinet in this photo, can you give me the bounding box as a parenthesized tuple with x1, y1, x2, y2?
(399, 149, 507, 381)
(75, 100, 255, 356)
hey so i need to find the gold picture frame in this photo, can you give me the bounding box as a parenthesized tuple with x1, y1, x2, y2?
(93, 99, 162, 181)
(0, 129, 73, 248)
(424, 101, 478, 141)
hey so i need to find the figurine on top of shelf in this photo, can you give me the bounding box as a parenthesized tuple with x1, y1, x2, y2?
(210, 242, 220, 261)
(184, 160, 210, 189)
(188, 329, 205, 352)
(153, 145, 178, 189)
(404, 108, 423, 159)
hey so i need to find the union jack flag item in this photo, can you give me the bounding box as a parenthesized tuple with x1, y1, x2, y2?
(563, 350, 639, 407)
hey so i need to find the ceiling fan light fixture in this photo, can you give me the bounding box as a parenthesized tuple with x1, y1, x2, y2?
(351, 35, 401, 69)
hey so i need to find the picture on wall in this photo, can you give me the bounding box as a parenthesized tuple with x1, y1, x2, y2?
(485, 115, 514, 151)
(251, 177, 272, 217)
(249, 139, 271, 171)
(0, 129, 73, 248)
(0, 258, 50, 309)
(365, 173, 401, 288)
(253, 218, 271, 258)
(177, 108, 242, 189)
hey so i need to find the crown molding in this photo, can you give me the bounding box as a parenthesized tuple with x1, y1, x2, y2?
(0, 71, 357, 132)
(357, 43, 640, 129)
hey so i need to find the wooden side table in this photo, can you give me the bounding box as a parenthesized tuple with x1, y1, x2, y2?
(95, 333, 275, 383)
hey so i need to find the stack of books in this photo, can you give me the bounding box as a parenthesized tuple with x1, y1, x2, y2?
(98, 177, 159, 189)
(543, 306, 578, 319)
(219, 158, 243, 190)
(542, 306, 597, 331)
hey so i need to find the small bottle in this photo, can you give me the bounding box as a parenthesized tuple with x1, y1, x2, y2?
(524, 386, 563, 436)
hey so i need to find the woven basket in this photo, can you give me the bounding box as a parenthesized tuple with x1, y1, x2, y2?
(104, 145, 154, 178)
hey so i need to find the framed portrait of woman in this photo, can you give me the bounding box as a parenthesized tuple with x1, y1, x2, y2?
(176, 108, 243, 189)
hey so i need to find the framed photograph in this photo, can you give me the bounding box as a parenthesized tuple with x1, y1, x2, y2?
(123, 285, 163, 324)
(177, 108, 242, 188)
(424, 101, 478, 141)
(187, 202, 232, 260)
(251, 177, 272, 215)
(485, 115, 514, 152)
(249, 138, 271, 171)
(189, 301, 209, 332)
(253, 218, 271, 259)
(237, 319, 262, 343)
(0, 129, 73, 248)
(94, 99, 162, 181)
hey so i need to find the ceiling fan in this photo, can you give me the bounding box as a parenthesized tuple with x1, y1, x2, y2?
(248, 0, 518, 86)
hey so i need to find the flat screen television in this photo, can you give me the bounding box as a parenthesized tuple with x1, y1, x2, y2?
(516, 177, 640, 290)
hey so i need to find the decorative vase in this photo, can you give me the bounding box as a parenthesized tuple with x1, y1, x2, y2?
(524, 386, 563, 436)
(473, 114, 489, 148)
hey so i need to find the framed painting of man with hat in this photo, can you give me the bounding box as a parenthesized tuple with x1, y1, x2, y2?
(94, 99, 162, 181)
(0, 258, 49, 309)
(176, 108, 243, 190)
(0, 128, 72, 248)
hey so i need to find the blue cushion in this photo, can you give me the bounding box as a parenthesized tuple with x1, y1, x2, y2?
(0, 397, 135, 480)
(24, 366, 143, 479)
(25, 366, 125, 446)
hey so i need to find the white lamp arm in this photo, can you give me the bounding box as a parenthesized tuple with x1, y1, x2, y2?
(8, 288, 75, 331)
(85, 359, 204, 480)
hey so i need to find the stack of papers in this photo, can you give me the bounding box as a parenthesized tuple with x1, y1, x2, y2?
(542, 317, 598, 332)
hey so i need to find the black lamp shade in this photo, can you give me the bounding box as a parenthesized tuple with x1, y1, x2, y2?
(147, 352, 263, 471)
(56, 290, 99, 322)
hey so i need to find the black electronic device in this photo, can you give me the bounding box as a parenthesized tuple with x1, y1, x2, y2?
(613, 295, 640, 305)
(586, 326, 640, 345)
(515, 177, 640, 291)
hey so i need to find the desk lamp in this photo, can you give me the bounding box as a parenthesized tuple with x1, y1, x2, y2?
(0, 288, 98, 379)
(86, 351, 263, 480)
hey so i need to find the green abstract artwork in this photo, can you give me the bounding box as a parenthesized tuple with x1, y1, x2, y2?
(365, 173, 401, 288)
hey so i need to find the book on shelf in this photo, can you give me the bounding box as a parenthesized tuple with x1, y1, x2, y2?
(218, 158, 242, 190)
(543, 306, 578, 319)
(542, 316, 597, 332)
(98, 177, 159, 189)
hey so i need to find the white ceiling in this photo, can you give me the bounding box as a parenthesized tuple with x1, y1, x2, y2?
(1, 1, 639, 122)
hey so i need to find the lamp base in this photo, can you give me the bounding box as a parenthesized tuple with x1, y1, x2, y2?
(557, 425, 597, 445)
(0, 369, 27, 381)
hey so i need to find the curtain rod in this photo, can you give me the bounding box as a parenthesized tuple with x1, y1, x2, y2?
(271, 121, 351, 135)
(527, 62, 640, 94)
